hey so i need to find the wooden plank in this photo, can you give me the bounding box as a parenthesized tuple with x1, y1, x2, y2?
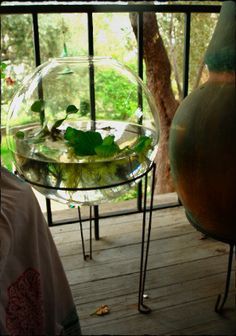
(78, 290, 236, 335)
(78, 285, 236, 335)
(57, 224, 228, 274)
(40, 192, 179, 220)
(50, 207, 193, 252)
(50, 205, 186, 235)
(54, 225, 197, 260)
(70, 254, 230, 304)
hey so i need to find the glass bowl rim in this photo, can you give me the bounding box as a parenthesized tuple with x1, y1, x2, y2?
(49, 55, 114, 64)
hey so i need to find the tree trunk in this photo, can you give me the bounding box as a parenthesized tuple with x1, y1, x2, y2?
(168, 13, 183, 99)
(129, 12, 179, 193)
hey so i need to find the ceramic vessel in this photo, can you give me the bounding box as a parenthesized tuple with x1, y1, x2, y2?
(169, 1, 236, 243)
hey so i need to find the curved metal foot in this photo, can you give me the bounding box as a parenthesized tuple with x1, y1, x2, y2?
(215, 244, 235, 313)
(215, 293, 227, 314)
(138, 303, 152, 314)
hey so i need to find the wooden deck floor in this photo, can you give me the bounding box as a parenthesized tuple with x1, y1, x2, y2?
(48, 199, 236, 335)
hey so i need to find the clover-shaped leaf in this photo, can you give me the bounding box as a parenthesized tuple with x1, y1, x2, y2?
(66, 104, 79, 114)
(31, 99, 45, 113)
(95, 135, 120, 157)
(64, 127, 103, 156)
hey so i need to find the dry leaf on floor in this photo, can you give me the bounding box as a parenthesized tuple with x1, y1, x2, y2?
(90, 304, 110, 316)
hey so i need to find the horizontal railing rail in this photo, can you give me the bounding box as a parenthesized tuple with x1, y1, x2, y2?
(1, 3, 221, 14)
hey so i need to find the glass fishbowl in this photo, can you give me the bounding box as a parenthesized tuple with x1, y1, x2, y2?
(7, 57, 159, 205)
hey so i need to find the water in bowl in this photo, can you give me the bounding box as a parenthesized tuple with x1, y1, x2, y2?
(11, 120, 158, 205)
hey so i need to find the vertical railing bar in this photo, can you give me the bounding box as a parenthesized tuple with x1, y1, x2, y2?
(87, 12, 94, 57)
(32, 13, 54, 225)
(87, 12, 96, 123)
(32, 13, 41, 67)
(182, 12, 191, 98)
(87, 11, 100, 239)
(93, 204, 99, 240)
(137, 11, 144, 212)
(32, 13, 44, 126)
(137, 13, 144, 82)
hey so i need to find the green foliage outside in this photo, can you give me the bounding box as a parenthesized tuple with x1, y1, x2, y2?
(1, 135, 12, 171)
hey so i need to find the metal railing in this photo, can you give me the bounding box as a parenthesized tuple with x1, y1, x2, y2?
(1, 1, 222, 232)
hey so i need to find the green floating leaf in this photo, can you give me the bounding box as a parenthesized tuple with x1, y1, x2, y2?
(66, 104, 79, 114)
(31, 99, 45, 113)
(64, 126, 80, 145)
(132, 135, 152, 154)
(95, 135, 120, 157)
(64, 127, 103, 156)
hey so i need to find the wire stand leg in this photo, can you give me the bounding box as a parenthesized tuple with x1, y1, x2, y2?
(78, 207, 92, 260)
(46, 198, 53, 226)
(215, 244, 235, 313)
(94, 205, 100, 240)
(138, 163, 156, 314)
(89, 206, 93, 260)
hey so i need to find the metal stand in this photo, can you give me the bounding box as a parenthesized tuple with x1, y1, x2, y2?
(20, 163, 156, 313)
(76, 163, 156, 314)
(138, 162, 156, 313)
(215, 244, 235, 314)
